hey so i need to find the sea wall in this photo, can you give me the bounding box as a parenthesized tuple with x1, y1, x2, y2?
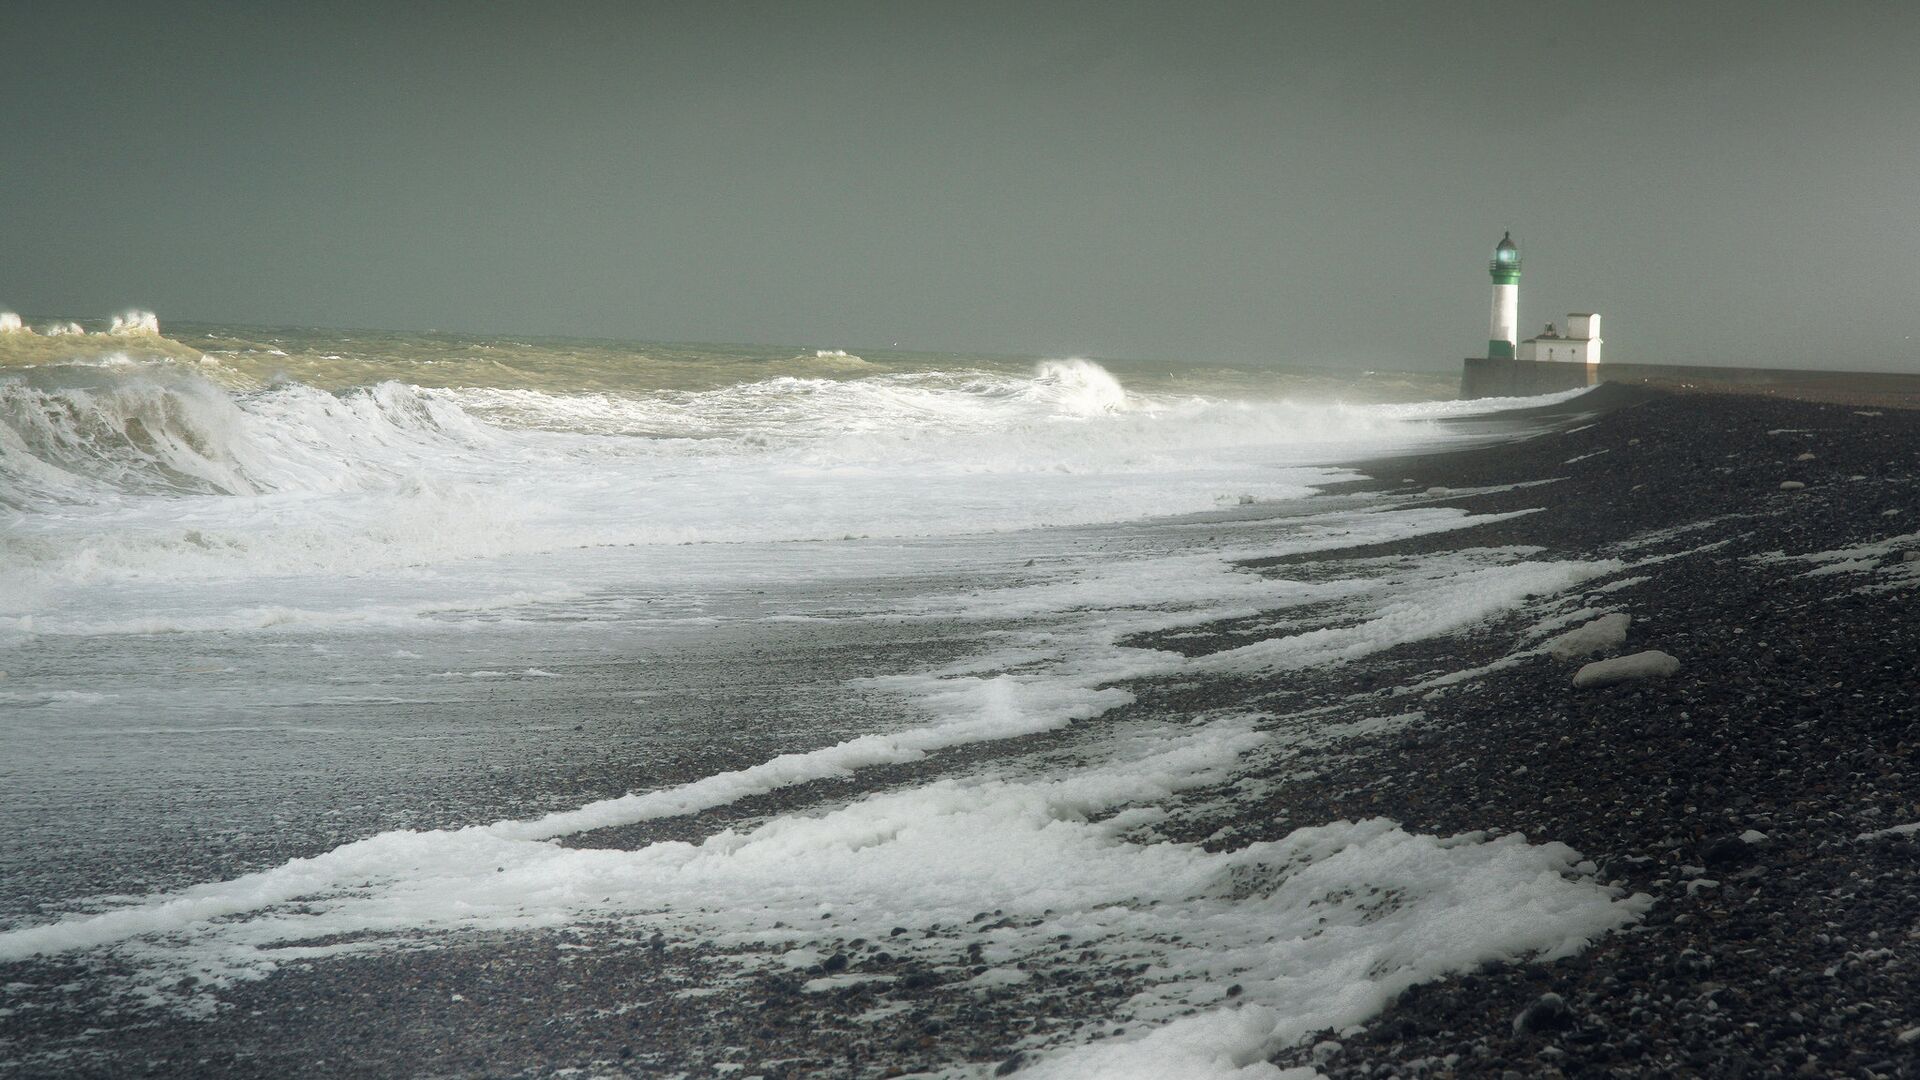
(1461, 357, 1920, 404)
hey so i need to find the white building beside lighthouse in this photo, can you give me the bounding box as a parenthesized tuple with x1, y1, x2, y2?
(1520, 313, 1603, 363)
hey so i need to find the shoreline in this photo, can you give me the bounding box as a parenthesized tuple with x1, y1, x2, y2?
(1219, 388, 1920, 1076)
(2, 388, 1915, 1078)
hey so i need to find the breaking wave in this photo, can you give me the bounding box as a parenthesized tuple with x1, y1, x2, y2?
(0, 366, 495, 509)
(1, 309, 205, 371)
(1026, 357, 1132, 415)
(1, 358, 1432, 512)
(1, 353, 1551, 596)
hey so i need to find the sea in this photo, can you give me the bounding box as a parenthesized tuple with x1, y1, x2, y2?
(0, 318, 1643, 1077)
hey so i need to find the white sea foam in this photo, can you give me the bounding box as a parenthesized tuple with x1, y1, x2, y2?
(0, 309, 162, 338)
(0, 718, 1644, 1080)
(495, 671, 1132, 841)
(1189, 556, 1617, 675)
(2, 359, 1555, 608)
(6, 588, 583, 637)
(108, 310, 161, 336)
(1748, 529, 1920, 590)
(1027, 357, 1132, 414)
(899, 506, 1543, 626)
(0, 541, 1636, 1072)
(0, 717, 1643, 990)
(0, 519, 1622, 973)
(3, 499, 1605, 980)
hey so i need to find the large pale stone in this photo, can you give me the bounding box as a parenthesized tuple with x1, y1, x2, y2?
(1572, 650, 1680, 689)
(1543, 613, 1632, 659)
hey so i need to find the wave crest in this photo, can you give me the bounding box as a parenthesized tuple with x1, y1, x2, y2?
(0, 367, 493, 509)
(2, 310, 204, 372)
(0, 355, 1489, 593)
(0, 356, 1431, 512)
(109, 310, 162, 336)
(1026, 358, 1131, 415)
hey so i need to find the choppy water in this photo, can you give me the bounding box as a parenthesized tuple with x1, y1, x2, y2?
(0, 319, 1640, 1076)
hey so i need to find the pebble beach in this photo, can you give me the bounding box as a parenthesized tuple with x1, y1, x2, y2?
(1230, 387, 1920, 1078)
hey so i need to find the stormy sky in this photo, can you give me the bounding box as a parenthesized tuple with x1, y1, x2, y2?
(5, 1, 1918, 370)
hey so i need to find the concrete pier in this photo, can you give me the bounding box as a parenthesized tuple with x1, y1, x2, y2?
(1461, 357, 1920, 407)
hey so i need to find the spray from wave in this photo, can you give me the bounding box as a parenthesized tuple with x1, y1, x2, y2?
(0, 355, 1434, 513)
(1025, 358, 1132, 415)
(1, 309, 203, 371)
(0, 367, 497, 509)
(0, 326, 1520, 601)
(0, 308, 162, 339)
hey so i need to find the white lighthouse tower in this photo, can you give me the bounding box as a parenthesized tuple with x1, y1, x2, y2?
(1487, 231, 1520, 359)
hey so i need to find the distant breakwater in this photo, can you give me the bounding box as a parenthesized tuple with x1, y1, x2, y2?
(1462, 356, 1920, 408)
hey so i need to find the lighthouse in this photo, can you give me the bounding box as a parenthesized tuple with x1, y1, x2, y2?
(1487, 231, 1521, 359)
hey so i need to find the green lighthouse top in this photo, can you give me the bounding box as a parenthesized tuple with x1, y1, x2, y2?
(1490, 231, 1521, 284)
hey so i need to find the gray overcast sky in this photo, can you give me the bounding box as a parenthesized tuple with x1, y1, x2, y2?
(4, 1, 1919, 369)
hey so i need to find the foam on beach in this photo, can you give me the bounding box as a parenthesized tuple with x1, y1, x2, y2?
(0, 492, 1637, 1073)
(0, 716, 1645, 1080)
